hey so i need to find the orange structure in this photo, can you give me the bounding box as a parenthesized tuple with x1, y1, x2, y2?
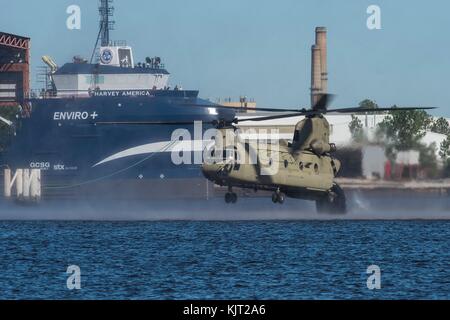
(0, 32, 30, 112)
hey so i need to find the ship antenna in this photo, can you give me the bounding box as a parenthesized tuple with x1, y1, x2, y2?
(90, 0, 115, 63)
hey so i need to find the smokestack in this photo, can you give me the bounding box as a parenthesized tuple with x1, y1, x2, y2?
(315, 27, 328, 94)
(311, 44, 322, 107)
(310, 27, 328, 107)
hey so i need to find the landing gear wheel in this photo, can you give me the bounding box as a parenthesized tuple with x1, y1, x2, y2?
(272, 190, 286, 204)
(225, 192, 238, 204)
(316, 183, 347, 214)
(277, 193, 285, 204)
(225, 192, 232, 203)
(272, 193, 278, 203)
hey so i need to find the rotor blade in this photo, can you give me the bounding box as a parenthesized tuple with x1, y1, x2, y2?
(195, 93, 334, 113)
(233, 106, 437, 123)
(326, 106, 436, 114)
(183, 103, 303, 113)
(95, 106, 436, 127)
(312, 94, 335, 111)
(95, 120, 219, 126)
(235, 112, 309, 123)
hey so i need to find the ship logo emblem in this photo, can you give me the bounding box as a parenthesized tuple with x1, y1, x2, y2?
(100, 48, 113, 64)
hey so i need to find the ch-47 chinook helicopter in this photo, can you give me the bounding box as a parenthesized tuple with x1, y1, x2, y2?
(193, 94, 434, 214)
(97, 95, 433, 214)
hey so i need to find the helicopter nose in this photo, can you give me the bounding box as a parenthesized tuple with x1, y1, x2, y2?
(201, 163, 218, 180)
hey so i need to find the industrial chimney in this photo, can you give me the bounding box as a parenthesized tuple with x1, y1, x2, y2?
(310, 44, 322, 106)
(315, 27, 328, 94)
(311, 27, 328, 106)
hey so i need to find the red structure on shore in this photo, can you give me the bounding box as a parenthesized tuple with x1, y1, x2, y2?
(0, 32, 30, 114)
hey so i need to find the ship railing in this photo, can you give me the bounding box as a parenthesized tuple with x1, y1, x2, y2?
(28, 89, 58, 99)
(27, 87, 186, 99)
(134, 63, 166, 70)
(107, 40, 127, 46)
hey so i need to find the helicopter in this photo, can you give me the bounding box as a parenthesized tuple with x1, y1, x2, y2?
(97, 95, 434, 214)
(195, 95, 434, 214)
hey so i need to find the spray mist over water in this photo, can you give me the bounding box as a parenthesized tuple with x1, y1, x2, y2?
(0, 190, 449, 220)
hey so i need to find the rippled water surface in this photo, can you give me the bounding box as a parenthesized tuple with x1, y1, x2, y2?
(0, 220, 449, 299)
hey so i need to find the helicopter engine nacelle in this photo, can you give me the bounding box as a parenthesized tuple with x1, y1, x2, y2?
(310, 140, 337, 155)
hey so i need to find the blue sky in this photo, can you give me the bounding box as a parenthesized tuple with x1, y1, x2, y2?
(1, 0, 449, 116)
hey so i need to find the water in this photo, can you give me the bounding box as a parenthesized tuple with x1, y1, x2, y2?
(0, 220, 449, 299)
(1, 191, 449, 220)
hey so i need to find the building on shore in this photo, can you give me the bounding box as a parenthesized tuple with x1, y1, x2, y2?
(215, 96, 256, 112)
(236, 113, 449, 179)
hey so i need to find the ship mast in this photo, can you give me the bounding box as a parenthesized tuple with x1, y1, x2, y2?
(90, 0, 115, 63)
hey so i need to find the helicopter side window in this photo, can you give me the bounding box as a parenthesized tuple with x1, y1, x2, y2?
(299, 162, 304, 171)
(221, 148, 238, 160)
(314, 163, 319, 174)
(233, 147, 240, 171)
(284, 160, 289, 168)
(209, 148, 217, 163)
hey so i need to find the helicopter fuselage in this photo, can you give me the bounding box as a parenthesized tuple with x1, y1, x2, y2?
(202, 144, 339, 201)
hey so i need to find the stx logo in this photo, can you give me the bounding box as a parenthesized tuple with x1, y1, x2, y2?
(53, 164, 65, 171)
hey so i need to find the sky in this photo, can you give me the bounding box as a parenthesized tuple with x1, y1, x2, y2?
(1, 0, 449, 116)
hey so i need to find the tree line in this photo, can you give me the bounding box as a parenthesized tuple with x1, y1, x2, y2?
(349, 99, 450, 177)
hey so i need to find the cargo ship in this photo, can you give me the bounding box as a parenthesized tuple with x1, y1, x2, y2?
(0, 0, 236, 199)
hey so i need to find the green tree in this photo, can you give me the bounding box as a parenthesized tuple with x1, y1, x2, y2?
(417, 142, 438, 178)
(439, 135, 450, 160)
(430, 117, 450, 135)
(443, 158, 450, 178)
(376, 108, 437, 172)
(348, 115, 365, 143)
(358, 99, 379, 110)
(439, 134, 450, 178)
(432, 118, 450, 175)
(377, 109, 433, 151)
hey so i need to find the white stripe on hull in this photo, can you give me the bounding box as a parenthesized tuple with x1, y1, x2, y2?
(93, 133, 293, 167)
(93, 140, 214, 167)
